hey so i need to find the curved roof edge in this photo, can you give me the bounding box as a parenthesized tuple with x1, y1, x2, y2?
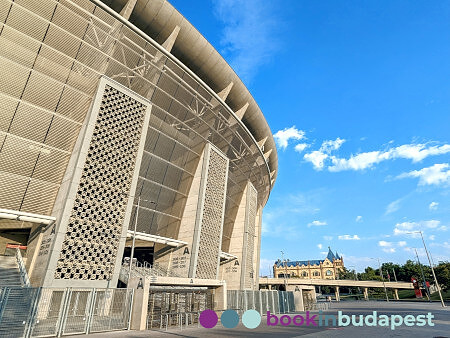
(99, 0, 278, 186)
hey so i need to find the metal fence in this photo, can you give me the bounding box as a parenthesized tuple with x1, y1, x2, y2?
(0, 287, 133, 337)
(147, 290, 213, 330)
(227, 290, 295, 315)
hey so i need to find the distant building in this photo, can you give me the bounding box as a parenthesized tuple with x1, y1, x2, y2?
(273, 248, 344, 280)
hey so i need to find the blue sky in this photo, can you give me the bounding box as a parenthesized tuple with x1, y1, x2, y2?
(169, 0, 450, 273)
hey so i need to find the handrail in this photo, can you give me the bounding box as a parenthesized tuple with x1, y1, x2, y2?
(15, 248, 31, 287)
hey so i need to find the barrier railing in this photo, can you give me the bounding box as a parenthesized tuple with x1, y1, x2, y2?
(15, 248, 31, 287)
(0, 287, 134, 337)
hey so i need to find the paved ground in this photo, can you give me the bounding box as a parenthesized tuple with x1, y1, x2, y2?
(84, 301, 450, 338)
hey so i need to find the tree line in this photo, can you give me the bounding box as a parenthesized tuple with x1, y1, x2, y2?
(341, 260, 449, 289)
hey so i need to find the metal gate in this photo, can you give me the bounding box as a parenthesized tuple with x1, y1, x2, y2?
(147, 290, 213, 329)
(0, 287, 134, 337)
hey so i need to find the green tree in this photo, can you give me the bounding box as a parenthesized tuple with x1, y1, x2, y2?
(434, 261, 450, 289)
(359, 266, 382, 281)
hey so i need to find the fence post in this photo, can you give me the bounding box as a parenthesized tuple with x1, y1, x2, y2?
(57, 288, 72, 337)
(25, 287, 42, 338)
(259, 291, 263, 315)
(86, 288, 97, 334)
(127, 288, 134, 331)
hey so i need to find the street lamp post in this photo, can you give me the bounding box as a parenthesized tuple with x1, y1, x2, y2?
(414, 248, 431, 302)
(407, 231, 445, 307)
(372, 258, 389, 302)
(281, 250, 288, 291)
(392, 268, 398, 282)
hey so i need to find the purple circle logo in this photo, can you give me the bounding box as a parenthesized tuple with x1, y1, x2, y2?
(199, 309, 218, 328)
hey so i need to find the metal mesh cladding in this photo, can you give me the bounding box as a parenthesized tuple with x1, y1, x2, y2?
(244, 183, 258, 289)
(195, 147, 228, 279)
(54, 85, 146, 280)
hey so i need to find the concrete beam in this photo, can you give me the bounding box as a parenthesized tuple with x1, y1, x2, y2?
(162, 25, 181, 53)
(119, 0, 137, 20)
(264, 148, 272, 161)
(217, 82, 234, 102)
(235, 102, 249, 120)
(257, 137, 268, 149)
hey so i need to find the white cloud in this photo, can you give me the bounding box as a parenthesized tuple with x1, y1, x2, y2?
(317, 244, 323, 249)
(321, 138, 345, 153)
(303, 138, 345, 170)
(273, 126, 305, 150)
(393, 220, 446, 237)
(397, 163, 450, 186)
(304, 151, 329, 170)
(329, 151, 390, 172)
(303, 141, 450, 172)
(214, 0, 280, 83)
(385, 199, 401, 215)
(294, 143, 308, 153)
(378, 240, 406, 252)
(429, 202, 439, 210)
(355, 215, 363, 222)
(323, 236, 333, 241)
(429, 235, 435, 241)
(338, 234, 360, 240)
(308, 220, 327, 227)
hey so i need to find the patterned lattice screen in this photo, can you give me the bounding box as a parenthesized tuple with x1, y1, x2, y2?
(195, 146, 228, 279)
(54, 84, 146, 280)
(244, 183, 258, 289)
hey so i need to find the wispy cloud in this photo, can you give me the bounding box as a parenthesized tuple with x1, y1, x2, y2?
(396, 163, 450, 186)
(429, 202, 439, 211)
(262, 191, 324, 239)
(378, 240, 407, 253)
(385, 199, 401, 215)
(323, 236, 333, 241)
(317, 244, 323, 249)
(338, 234, 360, 240)
(213, 0, 281, 83)
(355, 216, 363, 222)
(302, 141, 450, 172)
(294, 143, 308, 153)
(273, 126, 305, 150)
(308, 220, 327, 227)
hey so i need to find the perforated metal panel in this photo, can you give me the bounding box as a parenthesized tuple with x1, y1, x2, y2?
(54, 84, 147, 280)
(243, 182, 258, 289)
(195, 146, 228, 279)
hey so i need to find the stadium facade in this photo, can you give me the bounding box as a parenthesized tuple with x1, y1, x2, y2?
(0, 0, 277, 292)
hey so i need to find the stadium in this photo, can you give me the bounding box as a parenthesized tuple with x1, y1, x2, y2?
(0, 0, 278, 295)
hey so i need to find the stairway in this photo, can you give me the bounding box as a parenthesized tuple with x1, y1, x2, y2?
(0, 255, 22, 287)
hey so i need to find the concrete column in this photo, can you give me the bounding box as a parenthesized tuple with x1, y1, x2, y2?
(129, 276, 150, 331)
(214, 283, 227, 311)
(293, 288, 304, 312)
(268, 284, 272, 290)
(363, 287, 369, 300)
(393, 288, 399, 300)
(334, 286, 340, 301)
